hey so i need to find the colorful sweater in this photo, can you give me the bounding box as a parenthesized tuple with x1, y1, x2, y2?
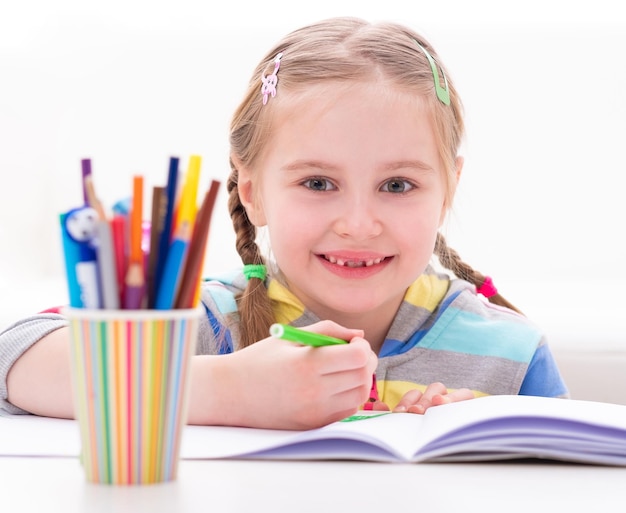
(197, 266, 569, 409)
(0, 266, 568, 415)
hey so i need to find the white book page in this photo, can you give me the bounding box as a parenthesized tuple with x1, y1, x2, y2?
(181, 395, 626, 462)
(413, 395, 626, 461)
(3, 395, 626, 464)
(181, 412, 424, 462)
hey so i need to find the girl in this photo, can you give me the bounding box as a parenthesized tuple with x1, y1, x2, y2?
(1, 17, 568, 430)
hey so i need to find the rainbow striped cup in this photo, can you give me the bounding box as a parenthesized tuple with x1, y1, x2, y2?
(64, 307, 201, 485)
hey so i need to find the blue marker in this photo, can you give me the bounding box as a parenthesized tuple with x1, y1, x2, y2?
(60, 206, 101, 308)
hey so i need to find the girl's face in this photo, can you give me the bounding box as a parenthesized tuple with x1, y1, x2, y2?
(238, 82, 460, 325)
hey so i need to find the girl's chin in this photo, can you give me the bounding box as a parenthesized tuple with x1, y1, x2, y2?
(307, 290, 389, 317)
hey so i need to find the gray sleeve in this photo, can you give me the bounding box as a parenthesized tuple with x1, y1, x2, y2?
(195, 301, 239, 355)
(0, 314, 68, 415)
(196, 308, 218, 355)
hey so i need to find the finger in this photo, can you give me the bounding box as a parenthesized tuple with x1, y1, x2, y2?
(392, 388, 424, 412)
(273, 365, 375, 429)
(325, 368, 374, 400)
(431, 388, 475, 406)
(324, 380, 382, 420)
(405, 382, 448, 414)
(421, 382, 448, 401)
(310, 337, 377, 375)
(407, 387, 474, 413)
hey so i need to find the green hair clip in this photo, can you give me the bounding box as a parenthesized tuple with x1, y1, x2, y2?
(415, 40, 450, 106)
(243, 264, 267, 281)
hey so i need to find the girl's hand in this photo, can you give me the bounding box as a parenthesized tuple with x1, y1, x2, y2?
(392, 382, 475, 414)
(189, 320, 377, 430)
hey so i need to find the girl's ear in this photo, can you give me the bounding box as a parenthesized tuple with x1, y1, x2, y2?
(234, 156, 267, 227)
(454, 156, 464, 184)
(439, 156, 464, 225)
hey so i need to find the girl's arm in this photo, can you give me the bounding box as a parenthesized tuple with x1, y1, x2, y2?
(188, 333, 377, 429)
(7, 326, 74, 418)
(7, 323, 377, 429)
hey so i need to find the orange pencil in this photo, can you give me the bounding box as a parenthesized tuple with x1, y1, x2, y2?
(123, 175, 145, 309)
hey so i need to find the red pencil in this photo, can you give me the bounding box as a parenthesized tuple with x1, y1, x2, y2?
(111, 215, 127, 304)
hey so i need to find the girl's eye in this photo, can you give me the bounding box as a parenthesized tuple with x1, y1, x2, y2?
(381, 179, 415, 193)
(302, 178, 335, 191)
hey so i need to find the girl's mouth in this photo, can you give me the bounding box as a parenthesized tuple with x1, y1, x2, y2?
(322, 255, 387, 268)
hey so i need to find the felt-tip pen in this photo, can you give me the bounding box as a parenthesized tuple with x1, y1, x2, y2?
(269, 323, 349, 347)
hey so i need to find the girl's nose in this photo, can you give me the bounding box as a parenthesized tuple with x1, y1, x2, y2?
(331, 193, 383, 240)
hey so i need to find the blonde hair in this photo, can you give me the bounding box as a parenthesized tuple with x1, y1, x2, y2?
(227, 17, 520, 348)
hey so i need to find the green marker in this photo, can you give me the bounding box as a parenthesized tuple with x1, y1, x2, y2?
(269, 323, 348, 347)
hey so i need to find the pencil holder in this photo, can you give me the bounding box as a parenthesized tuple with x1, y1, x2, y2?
(64, 307, 201, 485)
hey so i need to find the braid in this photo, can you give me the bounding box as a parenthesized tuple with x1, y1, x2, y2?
(227, 166, 275, 348)
(434, 233, 523, 315)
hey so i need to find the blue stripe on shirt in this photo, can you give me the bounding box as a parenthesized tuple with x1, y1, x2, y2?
(382, 307, 540, 363)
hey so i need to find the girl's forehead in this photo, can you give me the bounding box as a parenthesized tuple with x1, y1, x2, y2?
(266, 81, 433, 139)
(276, 79, 426, 112)
(260, 81, 441, 169)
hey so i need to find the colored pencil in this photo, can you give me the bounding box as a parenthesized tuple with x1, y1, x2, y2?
(83, 174, 120, 309)
(95, 219, 120, 309)
(155, 156, 201, 310)
(153, 157, 180, 304)
(147, 186, 166, 308)
(81, 158, 92, 205)
(83, 174, 106, 220)
(174, 179, 220, 309)
(123, 175, 145, 309)
(111, 215, 127, 304)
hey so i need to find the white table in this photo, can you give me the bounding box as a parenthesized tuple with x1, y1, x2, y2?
(2, 455, 626, 513)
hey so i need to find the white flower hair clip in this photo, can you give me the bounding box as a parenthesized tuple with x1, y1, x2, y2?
(261, 52, 283, 105)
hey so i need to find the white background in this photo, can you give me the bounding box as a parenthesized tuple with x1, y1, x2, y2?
(1, 1, 625, 349)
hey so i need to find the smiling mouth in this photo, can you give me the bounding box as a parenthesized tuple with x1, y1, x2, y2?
(322, 255, 387, 268)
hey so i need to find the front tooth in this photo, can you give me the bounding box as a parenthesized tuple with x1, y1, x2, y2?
(327, 256, 384, 267)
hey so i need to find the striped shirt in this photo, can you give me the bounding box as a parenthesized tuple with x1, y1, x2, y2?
(198, 266, 569, 409)
(0, 266, 568, 415)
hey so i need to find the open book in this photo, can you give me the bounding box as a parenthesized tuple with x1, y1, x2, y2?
(2, 395, 626, 465)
